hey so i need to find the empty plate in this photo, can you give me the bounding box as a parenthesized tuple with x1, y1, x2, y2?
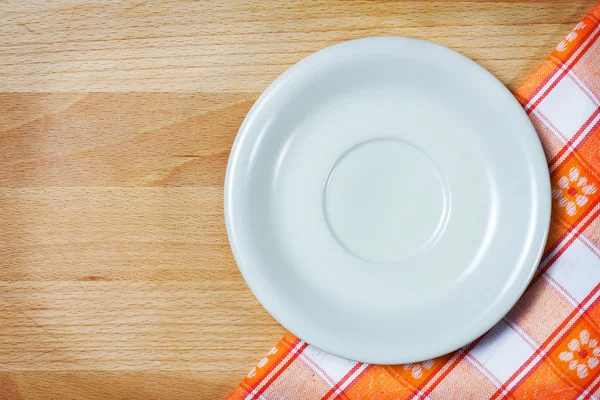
(225, 37, 551, 364)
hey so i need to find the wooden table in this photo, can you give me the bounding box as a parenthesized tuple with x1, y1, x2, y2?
(0, 1, 595, 398)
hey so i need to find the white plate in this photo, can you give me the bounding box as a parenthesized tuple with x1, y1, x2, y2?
(225, 37, 551, 364)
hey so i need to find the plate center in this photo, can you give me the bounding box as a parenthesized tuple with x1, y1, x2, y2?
(324, 138, 449, 263)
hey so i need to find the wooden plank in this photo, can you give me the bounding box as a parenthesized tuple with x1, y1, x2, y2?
(2, 371, 238, 400)
(0, 282, 283, 371)
(0, 93, 253, 187)
(0, 1, 595, 92)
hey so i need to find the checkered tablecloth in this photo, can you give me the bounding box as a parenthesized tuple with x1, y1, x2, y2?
(228, 3, 600, 399)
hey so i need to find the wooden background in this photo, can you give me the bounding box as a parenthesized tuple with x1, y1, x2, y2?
(0, 1, 596, 399)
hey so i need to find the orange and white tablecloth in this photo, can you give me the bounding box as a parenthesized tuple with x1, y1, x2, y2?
(228, 3, 600, 398)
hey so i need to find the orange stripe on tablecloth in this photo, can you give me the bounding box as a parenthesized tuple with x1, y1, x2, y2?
(526, 26, 600, 116)
(548, 108, 600, 168)
(301, 353, 344, 389)
(517, 45, 576, 108)
(526, 199, 600, 290)
(547, 118, 600, 180)
(545, 274, 582, 306)
(569, 69, 600, 106)
(538, 202, 600, 276)
(520, 11, 600, 111)
(578, 368, 600, 399)
(489, 285, 600, 400)
(511, 297, 600, 400)
(531, 203, 600, 312)
(238, 334, 302, 397)
(504, 318, 537, 350)
(321, 363, 364, 400)
(528, 292, 600, 400)
(380, 355, 453, 398)
(251, 342, 309, 399)
(583, 375, 600, 400)
(414, 345, 478, 398)
(331, 365, 372, 400)
(466, 353, 504, 388)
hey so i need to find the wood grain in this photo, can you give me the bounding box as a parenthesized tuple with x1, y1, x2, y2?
(0, 0, 596, 92)
(0, 1, 595, 399)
